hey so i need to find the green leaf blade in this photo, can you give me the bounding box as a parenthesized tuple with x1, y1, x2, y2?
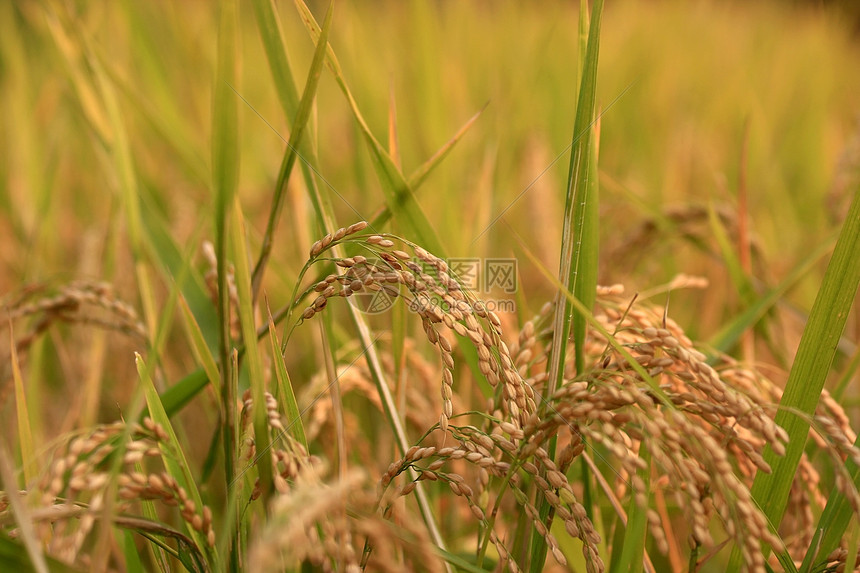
(731, 188, 860, 569)
(535, 2, 603, 570)
(136, 354, 220, 571)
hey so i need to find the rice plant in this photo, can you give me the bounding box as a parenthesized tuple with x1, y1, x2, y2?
(2, 1, 859, 572)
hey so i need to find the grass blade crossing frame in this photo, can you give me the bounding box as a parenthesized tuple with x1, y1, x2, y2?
(250, 2, 333, 301)
(534, 1, 603, 570)
(546, 0, 602, 403)
(729, 187, 860, 569)
(211, 0, 240, 570)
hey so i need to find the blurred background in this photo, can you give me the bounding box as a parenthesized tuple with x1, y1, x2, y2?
(1, 1, 859, 421)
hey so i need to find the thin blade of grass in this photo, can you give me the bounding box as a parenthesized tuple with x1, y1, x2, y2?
(212, 0, 240, 569)
(121, 530, 146, 573)
(405, 104, 487, 191)
(161, 233, 304, 419)
(230, 196, 275, 507)
(135, 354, 218, 570)
(729, 188, 860, 569)
(706, 202, 785, 359)
(609, 447, 651, 573)
(130, 456, 169, 573)
(534, 1, 602, 570)
(92, 258, 192, 570)
(42, 8, 111, 146)
(2, 1, 50, 271)
(79, 329, 106, 433)
(292, 0, 445, 257)
(800, 435, 860, 571)
(296, 0, 489, 399)
(546, 0, 602, 398)
(251, 0, 329, 239)
(48, 5, 161, 339)
(178, 295, 221, 392)
(320, 314, 347, 478)
(147, 237, 198, 386)
(345, 311, 450, 561)
(114, 514, 208, 571)
(361, 105, 487, 231)
(251, 0, 301, 126)
(574, 112, 600, 373)
(385, 83, 411, 407)
(266, 301, 308, 450)
(140, 196, 220, 353)
(88, 33, 158, 339)
(774, 551, 800, 573)
(250, 1, 333, 300)
(256, 0, 485, 396)
(433, 547, 496, 573)
(99, 55, 208, 185)
(580, 452, 628, 569)
(259, 3, 451, 555)
(0, 443, 47, 573)
(708, 202, 756, 305)
(9, 328, 35, 486)
(846, 523, 860, 573)
(214, 352, 247, 567)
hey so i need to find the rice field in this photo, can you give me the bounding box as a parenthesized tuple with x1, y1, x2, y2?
(1, 1, 860, 571)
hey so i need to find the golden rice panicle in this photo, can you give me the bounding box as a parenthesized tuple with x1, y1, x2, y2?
(5, 418, 217, 566)
(248, 472, 364, 571)
(118, 471, 216, 547)
(538, 292, 803, 564)
(238, 389, 325, 496)
(2, 282, 148, 392)
(378, 429, 527, 570)
(249, 470, 444, 573)
(599, 292, 860, 564)
(239, 389, 288, 435)
(513, 442, 604, 571)
(299, 344, 440, 449)
(380, 419, 609, 571)
(308, 220, 369, 258)
(3, 280, 147, 342)
(548, 372, 779, 562)
(300, 230, 537, 430)
(421, 319, 456, 432)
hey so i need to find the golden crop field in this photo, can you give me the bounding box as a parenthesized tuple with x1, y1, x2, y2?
(1, 1, 859, 571)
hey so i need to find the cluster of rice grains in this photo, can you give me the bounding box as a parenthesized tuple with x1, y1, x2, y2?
(238, 389, 440, 572)
(1, 280, 147, 346)
(297, 224, 596, 570)
(293, 224, 860, 572)
(0, 418, 215, 569)
(238, 388, 324, 500)
(0, 281, 147, 397)
(248, 466, 442, 573)
(580, 293, 860, 571)
(299, 221, 536, 433)
(7, 225, 858, 572)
